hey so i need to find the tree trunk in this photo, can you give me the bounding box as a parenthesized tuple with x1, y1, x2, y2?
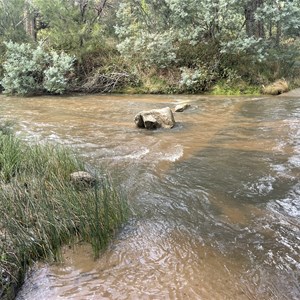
(244, 0, 265, 38)
(276, 21, 281, 46)
(275, 2, 282, 46)
(24, 1, 37, 41)
(245, 1, 256, 37)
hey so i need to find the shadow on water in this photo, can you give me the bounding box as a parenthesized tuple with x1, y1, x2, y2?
(1, 94, 299, 299)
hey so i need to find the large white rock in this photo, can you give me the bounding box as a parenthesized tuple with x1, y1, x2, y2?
(134, 107, 176, 129)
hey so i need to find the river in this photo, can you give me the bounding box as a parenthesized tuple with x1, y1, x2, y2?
(1, 93, 299, 299)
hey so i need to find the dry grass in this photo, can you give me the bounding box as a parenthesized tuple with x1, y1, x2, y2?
(262, 79, 289, 95)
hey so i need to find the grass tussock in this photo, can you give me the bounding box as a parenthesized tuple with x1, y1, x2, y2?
(0, 122, 128, 299)
(262, 79, 290, 95)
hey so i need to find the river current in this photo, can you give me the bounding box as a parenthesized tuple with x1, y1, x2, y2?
(1, 93, 299, 299)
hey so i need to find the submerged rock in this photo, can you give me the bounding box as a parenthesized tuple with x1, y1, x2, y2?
(174, 103, 191, 112)
(70, 171, 96, 187)
(134, 107, 175, 129)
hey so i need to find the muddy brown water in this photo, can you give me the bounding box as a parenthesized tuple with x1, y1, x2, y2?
(1, 93, 299, 299)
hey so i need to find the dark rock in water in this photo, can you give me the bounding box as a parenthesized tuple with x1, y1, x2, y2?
(70, 171, 96, 187)
(174, 103, 191, 112)
(134, 107, 175, 129)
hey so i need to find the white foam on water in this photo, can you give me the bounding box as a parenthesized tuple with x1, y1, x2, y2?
(48, 133, 60, 140)
(113, 147, 150, 160)
(288, 154, 300, 168)
(271, 164, 287, 173)
(268, 183, 300, 218)
(272, 140, 287, 153)
(273, 198, 300, 218)
(157, 144, 184, 162)
(244, 175, 275, 196)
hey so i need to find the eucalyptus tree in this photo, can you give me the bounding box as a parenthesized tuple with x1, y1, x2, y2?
(254, 0, 300, 44)
(222, 0, 300, 71)
(0, 0, 29, 80)
(32, 0, 112, 52)
(116, 0, 300, 77)
(115, 0, 245, 67)
(0, 0, 28, 42)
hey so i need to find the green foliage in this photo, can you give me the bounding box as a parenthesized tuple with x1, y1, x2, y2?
(0, 130, 128, 299)
(180, 66, 217, 93)
(43, 51, 75, 94)
(0, 134, 22, 182)
(1, 41, 75, 95)
(0, 0, 299, 94)
(0, 0, 29, 80)
(1, 42, 45, 95)
(0, 0, 28, 42)
(32, 0, 107, 53)
(255, 0, 300, 39)
(116, 0, 300, 91)
(25, 1, 124, 92)
(115, 2, 175, 67)
(115, 0, 243, 66)
(117, 30, 177, 68)
(210, 80, 261, 95)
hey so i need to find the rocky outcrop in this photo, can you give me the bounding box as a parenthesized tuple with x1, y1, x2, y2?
(134, 107, 175, 129)
(174, 103, 191, 112)
(70, 171, 96, 188)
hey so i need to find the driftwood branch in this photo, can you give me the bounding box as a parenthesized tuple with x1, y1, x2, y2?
(80, 68, 137, 93)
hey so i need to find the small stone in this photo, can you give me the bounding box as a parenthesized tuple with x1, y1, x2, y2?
(70, 171, 96, 187)
(174, 103, 191, 112)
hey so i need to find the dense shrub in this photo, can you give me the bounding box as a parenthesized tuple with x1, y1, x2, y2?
(179, 66, 217, 93)
(116, 30, 177, 68)
(1, 41, 75, 95)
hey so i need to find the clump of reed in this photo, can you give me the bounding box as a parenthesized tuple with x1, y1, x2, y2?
(0, 122, 128, 299)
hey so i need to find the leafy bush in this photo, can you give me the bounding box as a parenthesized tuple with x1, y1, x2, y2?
(1, 41, 75, 95)
(116, 30, 176, 68)
(43, 51, 75, 94)
(180, 66, 216, 92)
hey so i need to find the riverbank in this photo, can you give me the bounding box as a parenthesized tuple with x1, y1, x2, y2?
(115, 76, 299, 96)
(79, 75, 300, 96)
(116, 81, 262, 96)
(2, 40, 297, 98)
(0, 123, 128, 300)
